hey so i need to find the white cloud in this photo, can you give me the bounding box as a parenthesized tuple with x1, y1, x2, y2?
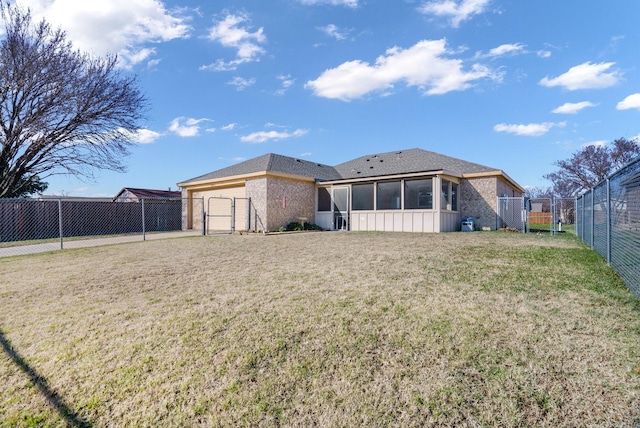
(551, 101, 596, 114)
(202, 12, 266, 71)
(240, 129, 308, 143)
(318, 24, 348, 40)
(485, 43, 525, 58)
(278, 75, 295, 88)
(227, 76, 256, 91)
(221, 123, 237, 131)
(494, 122, 565, 137)
(118, 127, 161, 144)
(418, 0, 491, 28)
(275, 74, 295, 95)
(616, 93, 640, 111)
(539, 62, 620, 90)
(298, 0, 358, 7)
(168, 117, 212, 137)
(17, 0, 191, 68)
(305, 39, 496, 101)
(537, 50, 552, 59)
(132, 128, 162, 144)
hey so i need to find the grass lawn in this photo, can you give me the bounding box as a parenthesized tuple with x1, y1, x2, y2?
(0, 231, 639, 427)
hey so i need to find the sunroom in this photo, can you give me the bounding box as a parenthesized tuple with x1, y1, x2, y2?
(315, 173, 460, 233)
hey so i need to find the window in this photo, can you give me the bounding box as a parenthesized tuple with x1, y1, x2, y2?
(441, 180, 450, 210)
(377, 181, 401, 210)
(451, 183, 458, 211)
(440, 180, 459, 211)
(404, 178, 433, 209)
(352, 183, 374, 210)
(317, 187, 331, 211)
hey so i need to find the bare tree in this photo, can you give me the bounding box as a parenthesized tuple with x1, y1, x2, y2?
(524, 185, 553, 200)
(0, 2, 148, 198)
(544, 138, 640, 197)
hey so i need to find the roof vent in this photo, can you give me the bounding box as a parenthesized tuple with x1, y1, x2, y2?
(380, 159, 384, 162)
(366, 159, 370, 162)
(369, 166, 374, 169)
(296, 159, 301, 162)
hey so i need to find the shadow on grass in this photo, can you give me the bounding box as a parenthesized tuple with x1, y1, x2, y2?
(0, 329, 92, 427)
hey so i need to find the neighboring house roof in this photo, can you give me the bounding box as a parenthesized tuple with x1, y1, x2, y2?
(179, 148, 523, 192)
(114, 187, 181, 200)
(180, 153, 342, 184)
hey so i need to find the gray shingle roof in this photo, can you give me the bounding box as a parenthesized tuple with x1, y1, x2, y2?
(181, 153, 342, 183)
(116, 188, 181, 199)
(180, 149, 500, 184)
(333, 148, 497, 180)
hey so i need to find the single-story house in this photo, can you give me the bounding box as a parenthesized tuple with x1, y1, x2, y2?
(114, 187, 181, 202)
(177, 148, 524, 233)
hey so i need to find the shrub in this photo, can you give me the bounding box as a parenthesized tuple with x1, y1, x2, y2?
(284, 221, 323, 231)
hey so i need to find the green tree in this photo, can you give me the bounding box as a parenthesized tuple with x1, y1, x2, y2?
(0, 2, 148, 198)
(544, 137, 640, 196)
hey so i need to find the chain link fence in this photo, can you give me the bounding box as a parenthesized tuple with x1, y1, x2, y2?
(576, 156, 640, 299)
(204, 197, 265, 234)
(0, 197, 203, 257)
(496, 197, 576, 234)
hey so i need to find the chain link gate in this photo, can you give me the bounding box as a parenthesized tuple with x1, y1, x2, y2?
(206, 197, 233, 234)
(497, 196, 576, 234)
(205, 197, 263, 235)
(527, 198, 553, 233)
(496, 196, 526, 232)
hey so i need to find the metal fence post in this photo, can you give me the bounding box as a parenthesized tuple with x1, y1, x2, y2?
(590, 188, 595, 250)
(202, 197, 206, 235)
(495, 196, 499, 230)
(58, 198, 64, 250)
(575, 197, 580, 238)
(580, 195, 584, 239)
(550, 196, 554, 235)
(142, 198, 146, 241)
(521, 197, 525, 234)
(231, 197, 236, 234)
(247, 197, 252, 232)
(606, 179, 611, 265)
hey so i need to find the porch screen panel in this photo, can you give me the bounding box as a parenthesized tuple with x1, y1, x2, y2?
(405, 179, 433, 209)
(353, 183, 374, 210)
(317, 188, 331, 211)
(377, 181, 401, 210)
(441, 180, 450, 210)
(451, 183, 458, 211)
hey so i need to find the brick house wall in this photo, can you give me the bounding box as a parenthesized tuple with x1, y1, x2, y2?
(246, 177, 267, 232)
(459, 177, 497, 230)
(459, 176, 523, 230)
(247, 176, 315, 232)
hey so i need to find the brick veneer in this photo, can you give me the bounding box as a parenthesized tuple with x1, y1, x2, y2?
(247, 176, 315, 232)
(460, 177, 522, 230)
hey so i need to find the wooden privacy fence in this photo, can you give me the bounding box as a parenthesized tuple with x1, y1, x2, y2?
(528, 211, 553, 225)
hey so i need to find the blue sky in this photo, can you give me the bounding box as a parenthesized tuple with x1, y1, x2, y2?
(14, 0, 640, 197)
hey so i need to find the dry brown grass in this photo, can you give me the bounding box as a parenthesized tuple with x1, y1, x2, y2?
(0, 231, 639, 427)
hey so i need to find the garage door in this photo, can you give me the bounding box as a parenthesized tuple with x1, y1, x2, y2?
(193, 186, 246, 233)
